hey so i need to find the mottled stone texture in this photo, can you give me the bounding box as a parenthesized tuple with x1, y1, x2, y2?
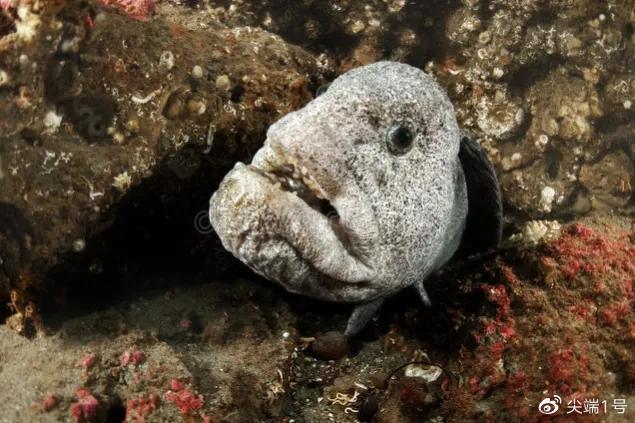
(0, 1, 329, 325)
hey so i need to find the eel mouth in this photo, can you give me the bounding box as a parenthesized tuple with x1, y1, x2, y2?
(210, 145, 375, 285)
(264, 165, 337, 218)
(256, 163, 356, 251)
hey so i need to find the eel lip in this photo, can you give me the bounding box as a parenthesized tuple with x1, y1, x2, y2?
(210, 161, 375, 284)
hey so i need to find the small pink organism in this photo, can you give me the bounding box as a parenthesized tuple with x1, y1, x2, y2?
(179, 319, 192, 330)
(97, 0, 156, 21)
(126, 393, 159, 422)
(165, 379, 205, 416)
(70, 388, 99, 422)
(80, 353, 96, 369)
(120, 348, 145, 367)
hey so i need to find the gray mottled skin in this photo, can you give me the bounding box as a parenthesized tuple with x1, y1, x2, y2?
(210, 62, 469, 327)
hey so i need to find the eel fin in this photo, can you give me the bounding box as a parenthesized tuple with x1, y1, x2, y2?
(344, 298, 384, 337)
(415, 280, 432, 307)
(315, 82, 331, 97)
(457, 133, 503, 256)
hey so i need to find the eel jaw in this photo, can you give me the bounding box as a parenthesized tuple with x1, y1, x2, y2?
(209, 159, 375, 287)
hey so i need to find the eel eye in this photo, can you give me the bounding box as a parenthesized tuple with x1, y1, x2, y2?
(386, 123, 415, 155)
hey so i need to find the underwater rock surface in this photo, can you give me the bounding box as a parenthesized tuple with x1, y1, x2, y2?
(0, 0, 633, 422)
(0, 0, 329, 327)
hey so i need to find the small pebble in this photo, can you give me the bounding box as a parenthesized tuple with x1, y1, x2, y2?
(215, 74, 231, 91)
(43, 111, 62, 129)
(399, 377, 429, 406)
(72, 239, 86, 252)
(311, 331, 348, 360)
(404, 364, 443, 382)
(187, 98, 207, 115)
(0, 70, 10, 87)
(192, 65, 203, 79)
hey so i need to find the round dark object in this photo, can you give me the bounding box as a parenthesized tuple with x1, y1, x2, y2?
(311, 331, 349, 360)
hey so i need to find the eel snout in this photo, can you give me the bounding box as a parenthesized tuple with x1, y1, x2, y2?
(209, 157, 375, 285)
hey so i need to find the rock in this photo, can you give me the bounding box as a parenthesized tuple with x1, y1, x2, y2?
(403, 364, 443, 383)
(215, 74, 231, 91)
(0, 0, 330, 324)
(311, 331, 349, 360)
(0, 280, 296, 421)
(579, 152, 633, 209)
(399, 376, 437, 407)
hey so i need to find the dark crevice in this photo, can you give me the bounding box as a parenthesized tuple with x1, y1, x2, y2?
(0, 203, 34, 320)
(545, 147, 562, 180)
(505, 55, 566, 98)
(105, 396, 126, 423)
(384, 0, 462, 68)
(39, 135, 259, 324)
(476, 0, 495, 24)
(521, 9, 559, 33)
(0, 9, 16, 39)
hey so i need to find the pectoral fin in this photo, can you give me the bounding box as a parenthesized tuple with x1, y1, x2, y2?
(415, 280, 432, 307)
(457, 134, 503, 256)
(344, 298, 384, 337)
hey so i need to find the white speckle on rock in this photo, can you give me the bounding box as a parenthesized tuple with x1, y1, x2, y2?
(192, 65, 204, 79)
(72, 239, 86, 252)
(112, 131, 125, 145)
(351, 20, 365, 34)
(0, 69, 10, 87)
(404, 364, 443, 383)
(215, 74, 231, 91)
(15, 6, 41, 43)
(60, 37, 81, 54)
(262, 13, 272, 27)
(540, 186, 556, 212)
(43, 110, 63, 130)
(113, 171, 133, 192)
(502, 153, 522, 171)
(624, 100, 632, 110)
(521, 220, 562, 244)
(514, 108, 525, 125)
(159, 51, 175, 71)
(535, 134, 549, 151)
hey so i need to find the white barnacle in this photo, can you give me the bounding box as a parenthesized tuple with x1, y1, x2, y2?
(44, 110, 63, 130)
(159, 51, 175, 71)
(0, 69, 10, 87)
(15, 6, 41, 43)
(539, 186, 556, 212)
(112, 171, 133, 192)
(404, 364, 444, 383)
(522, 220, 562, 245)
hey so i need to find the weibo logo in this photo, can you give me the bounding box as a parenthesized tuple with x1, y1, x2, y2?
(538, 395, 562, 415)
